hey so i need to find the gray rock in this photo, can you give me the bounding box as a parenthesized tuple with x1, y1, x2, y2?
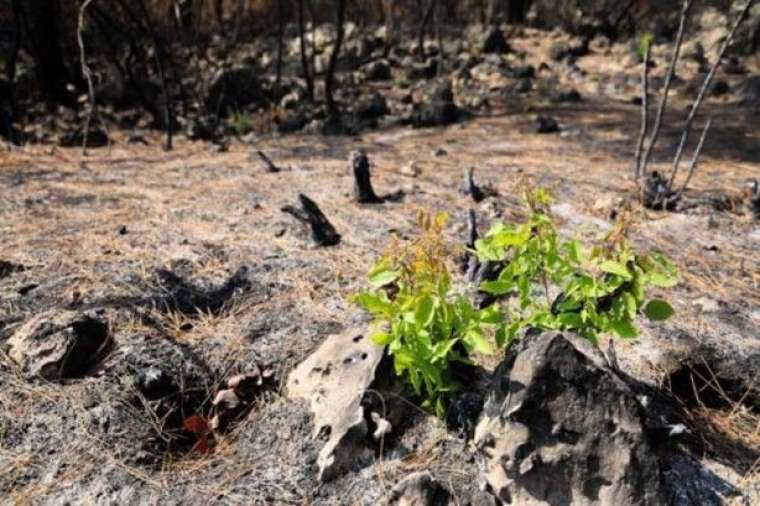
(7, 310, 110, 380)
(286, 328, 385, 481)
(474, 331, 665, 505)
(390, 471, 450, 506)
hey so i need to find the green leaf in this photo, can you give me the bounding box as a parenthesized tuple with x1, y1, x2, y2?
(463, 328, 494, 355)
(622, 292, 637, 320)
(557, 312, 583, 329)
(647, 272, 678, 288)
(480, 279, 513, 295)
(352, 292, 395, 317)
(478, 304, 503, 324)
(414, 295, 436, 328)
(566, 240, 585, 264)
(643, 299, 675, 321)
(600, 260, 632, 280)
(368, 264, 399, 288)
(609, 319, 639, 339)
(371, 331, 394, 345)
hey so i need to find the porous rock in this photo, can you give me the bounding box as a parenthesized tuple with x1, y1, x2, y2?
(7, 310, 109, 380)
(390, 471, 451, 506)
(286, 328, 385, 481)
(474, 331, 665, 505)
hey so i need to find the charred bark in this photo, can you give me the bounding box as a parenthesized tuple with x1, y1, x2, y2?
(461, 167, 486, 202)
(282, 195, 341, 246)
(350, 150, 382, 203)
(24, 0, 71, 102)
(256, 151, 281, 173)
(325, 0, 348, 122)
(297, 0, 314, 102)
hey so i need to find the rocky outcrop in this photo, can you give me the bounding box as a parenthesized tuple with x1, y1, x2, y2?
(7, 310, 110, 380)
(286, 328, 385, 481)
(409, 80, 466, 128)
(474, 331, 665, 505)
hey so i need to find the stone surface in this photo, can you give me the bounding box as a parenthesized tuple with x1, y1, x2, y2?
(474, 331, 665, 505)
(390, 471, 451, 506)
(7, 310, 110, 380)
(286, 328, 385, 481)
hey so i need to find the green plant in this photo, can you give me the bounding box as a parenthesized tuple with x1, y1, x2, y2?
(228, 110, 254, 137)
(636, 32, 655, 61)
(352, 212, 501, 416)
(474, 188, 678, 345)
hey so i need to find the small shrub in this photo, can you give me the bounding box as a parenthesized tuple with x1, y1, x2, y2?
(352, 212, 501, 416)
(228, 110, 254, 137)
(474, 187, 678, 345)
(353, 190, 678, 417)
(636, 32, 655, 61)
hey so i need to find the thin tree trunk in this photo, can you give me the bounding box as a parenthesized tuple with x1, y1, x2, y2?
(276, 0, 284, 95)
(25, 0, 70, 102)
(134, 0, 174, 150)
(418, 0, 437, 62)
(325, 0, 347, 120)
(297, 0, 314, 101)
(6, 0, 23, 122)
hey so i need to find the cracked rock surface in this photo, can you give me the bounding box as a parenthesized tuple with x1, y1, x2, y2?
(474, 331, 665, 506)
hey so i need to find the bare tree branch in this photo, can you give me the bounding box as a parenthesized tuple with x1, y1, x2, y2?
(638, 0, 693, 178)
(670, 118, 712, 205)
(666, 0, 755, 191)
(633, 44, 650, 180)
(77, 0, 109, 155)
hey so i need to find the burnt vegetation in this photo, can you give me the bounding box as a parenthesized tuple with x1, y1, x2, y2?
(1, 0, 759, 504)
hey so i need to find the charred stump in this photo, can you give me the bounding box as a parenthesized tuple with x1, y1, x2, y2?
(350, 150, 382, 203)
(461, 167, 486, 202)
(642, 170, 677, 210)
(282, 194, 341, 246)
(256, 150, 281, 173)
(461, 209, 479, 275)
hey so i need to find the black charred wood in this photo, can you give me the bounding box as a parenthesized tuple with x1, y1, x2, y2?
(351, 150, 382, 203)
(642, 170, 677, 210)
(256, 150, 281, 173)
(282, 194, 341, 246)
(461, 167, 486, 202)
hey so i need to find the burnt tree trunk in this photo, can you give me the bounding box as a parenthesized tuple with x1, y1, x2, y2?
(134, 0, 174, 150)
(325, 0, 347, 121)
(297, 0, 314, 101)
(275, 0, 284, 95)
(417, 0, 437, 62)
(350, 150, 382, 203)
(24, 0, 70, 102)
(3, 0, 23, 141)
